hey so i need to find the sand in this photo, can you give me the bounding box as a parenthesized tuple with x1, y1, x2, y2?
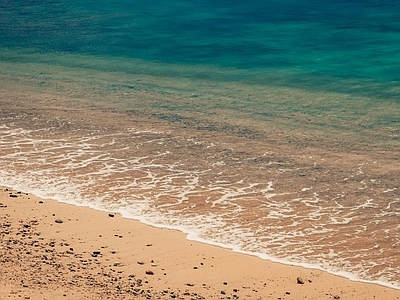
(0, 187, 399, 300)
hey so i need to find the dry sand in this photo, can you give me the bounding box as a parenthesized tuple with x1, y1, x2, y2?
(1, 187, 399, 300)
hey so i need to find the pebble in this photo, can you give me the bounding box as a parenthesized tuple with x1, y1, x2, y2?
(297, 277, 305, 284)
(92, 251, 101, 257)
(145, 270, 154, 275)
(55, 219, 63, 224)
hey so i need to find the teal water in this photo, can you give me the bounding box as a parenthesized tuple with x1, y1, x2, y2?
(1, 0, 400, 96)
(1, 0, 400, 289)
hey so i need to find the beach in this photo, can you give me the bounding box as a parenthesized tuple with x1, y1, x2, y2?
(1, 187, 399, 300)
(1, 62, 400, 298)
(1, 1, 400, 298)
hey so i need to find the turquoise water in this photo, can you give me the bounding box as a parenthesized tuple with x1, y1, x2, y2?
(1, 0, 400, 289)
(1, 0, 400, 96)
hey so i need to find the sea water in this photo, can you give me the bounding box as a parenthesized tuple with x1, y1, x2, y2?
(1, 0, 400, 288)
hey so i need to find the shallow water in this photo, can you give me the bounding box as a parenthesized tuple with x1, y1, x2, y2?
(1, 0, 400, 288)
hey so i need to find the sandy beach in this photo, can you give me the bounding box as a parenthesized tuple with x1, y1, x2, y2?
(0, 187, 399, 300)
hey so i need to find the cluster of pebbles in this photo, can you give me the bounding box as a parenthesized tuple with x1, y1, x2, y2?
(0, 190, 205, 300)
(0, 189, 348, 300)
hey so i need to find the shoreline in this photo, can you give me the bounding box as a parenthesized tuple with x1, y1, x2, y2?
(1, 186, 399, 300)
(5, 183, 400, 292)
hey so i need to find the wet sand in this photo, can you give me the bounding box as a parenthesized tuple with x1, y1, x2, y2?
(1, 187, 399, 300)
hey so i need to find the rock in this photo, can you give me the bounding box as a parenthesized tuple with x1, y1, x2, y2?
(55, 219, 63, 224)
(333, 296, 340, 300)
(137, 261, 144, 265)
(108, 213, 115, 217)
(0, 203, 7, 208)
(9, 194, 18, 198)
(145, 270, 154, 275)
(92, 251, 101, 257)
(297, 277, 304, 284)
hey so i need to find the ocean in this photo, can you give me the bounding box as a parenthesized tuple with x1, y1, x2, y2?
(1, 0, 399, 289)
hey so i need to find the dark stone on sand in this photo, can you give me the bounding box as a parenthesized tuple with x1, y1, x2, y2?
(39, 201, 43, 204)
(286, 291, 291, 295)
(10, 194, 18, 198)
(297, 277, 304, 284)
(221, 290, 226, 295)
(108, 213, 115, 217)
(333, 296, 340, 300)
(223, 282, 228, 285)
(0, 203, 7, 208)
(92, 251, 101, 257)
(55, 219, 63, 224)
(145, 270, 154, 275)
